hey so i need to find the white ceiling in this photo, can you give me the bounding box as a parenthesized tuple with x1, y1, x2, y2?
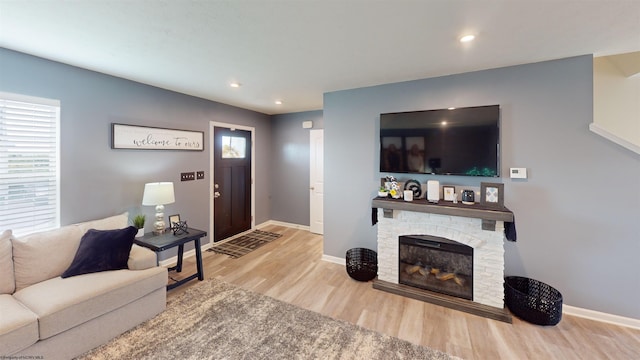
(1, 1, 639, 115)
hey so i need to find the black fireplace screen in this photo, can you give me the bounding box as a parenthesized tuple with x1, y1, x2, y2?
(399, 234, 473, 300)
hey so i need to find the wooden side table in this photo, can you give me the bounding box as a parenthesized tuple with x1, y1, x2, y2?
(134, 228, 207, 290)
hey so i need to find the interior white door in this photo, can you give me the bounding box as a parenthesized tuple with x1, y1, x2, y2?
(309, 129, 324, 234)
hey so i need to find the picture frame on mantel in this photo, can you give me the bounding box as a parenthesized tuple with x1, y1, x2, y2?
(480, 182, 504, 209)
(443, 186, 456, 201)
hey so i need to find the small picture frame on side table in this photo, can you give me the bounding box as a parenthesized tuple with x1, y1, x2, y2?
(168, 214, 181, 230)
(480, 182, 504, 208)
(443, 186, 456, 201)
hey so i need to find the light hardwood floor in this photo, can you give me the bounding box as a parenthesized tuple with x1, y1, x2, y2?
(167, 225, 640, 359)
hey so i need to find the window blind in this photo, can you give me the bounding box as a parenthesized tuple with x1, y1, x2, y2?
(0, 93, 60, 235)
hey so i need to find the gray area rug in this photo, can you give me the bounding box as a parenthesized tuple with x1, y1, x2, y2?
(207, 230, 282, 258)
(77, 279, 461, 360)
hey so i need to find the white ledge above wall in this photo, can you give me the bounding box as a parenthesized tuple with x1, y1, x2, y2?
(589, 123, 640, 155)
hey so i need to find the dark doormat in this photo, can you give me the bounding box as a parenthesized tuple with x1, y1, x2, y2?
(207, 230, 282, 258)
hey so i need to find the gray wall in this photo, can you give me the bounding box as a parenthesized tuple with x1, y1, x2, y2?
(323, 55, 640, 319)
(270, 110, 323, 226)
(0, 48, 272, 259)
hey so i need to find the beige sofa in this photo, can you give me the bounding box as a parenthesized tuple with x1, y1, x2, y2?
(0, 213, 168, 360)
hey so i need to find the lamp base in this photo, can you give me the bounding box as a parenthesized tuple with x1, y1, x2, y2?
(153, 205, 166, 235)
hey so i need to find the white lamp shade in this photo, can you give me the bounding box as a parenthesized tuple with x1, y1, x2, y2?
(142, 182, 175, 206)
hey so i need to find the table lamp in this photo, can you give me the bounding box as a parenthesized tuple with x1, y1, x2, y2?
(142, 182, 175, 234)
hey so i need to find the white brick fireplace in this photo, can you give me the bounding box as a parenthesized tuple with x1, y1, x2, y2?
(372, 198, 514, 321)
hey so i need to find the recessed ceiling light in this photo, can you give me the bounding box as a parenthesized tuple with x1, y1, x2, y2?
(274, 100, 283, 105)
(441, 121, 448, 126)
(459, 34, 475, 43)
(229, 82, 241, 88)
(448, 107, 456, 110)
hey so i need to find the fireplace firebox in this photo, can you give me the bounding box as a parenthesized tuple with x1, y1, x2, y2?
(399, 235, 473, 300)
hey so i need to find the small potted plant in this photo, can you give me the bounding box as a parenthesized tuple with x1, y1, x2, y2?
(133, 214, 145, 237)
(378, 186, 389, 197)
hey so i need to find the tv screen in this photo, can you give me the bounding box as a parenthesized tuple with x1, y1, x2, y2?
(380, 105, 500, 177)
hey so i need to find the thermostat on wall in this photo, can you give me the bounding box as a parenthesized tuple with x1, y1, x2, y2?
(510, 167, 527, 179)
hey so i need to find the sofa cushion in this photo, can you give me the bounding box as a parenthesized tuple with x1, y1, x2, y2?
(13, 266, 167, 340)
(127, 244, 158, 270)
(11, 213, 128, 291)
(0, 230, 14, 294)
(74, 212, 129, 234)
(62, 226, 137, 278)
(0, 294, 39, 355)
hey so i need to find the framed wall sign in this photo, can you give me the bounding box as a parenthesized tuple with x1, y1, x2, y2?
(480, 182, 504, 208)
(112, 123, 204, 151)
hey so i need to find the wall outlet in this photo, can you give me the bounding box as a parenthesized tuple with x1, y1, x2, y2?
(181, 172, 195, 181)
(196, 171, 205, 180)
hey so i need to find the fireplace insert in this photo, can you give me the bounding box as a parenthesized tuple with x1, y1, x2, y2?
(399, 234, 473, 300)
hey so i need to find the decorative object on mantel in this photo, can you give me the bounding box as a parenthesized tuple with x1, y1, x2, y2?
(111, 123, 204, 151)
(480, 182, 505, 209)
(403, 179, 422, 198)
(443, 186, 456, 201)
(427, 180, 440, 203)
(461, 189, 475, 205)
(385, 176, 400, 198)
(403, 190, 413, 201)
(377, 186, 389, 197)
(142, 182, 175, 234)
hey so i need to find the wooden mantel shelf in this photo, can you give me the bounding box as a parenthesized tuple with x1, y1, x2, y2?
(372, 197, 514, 223)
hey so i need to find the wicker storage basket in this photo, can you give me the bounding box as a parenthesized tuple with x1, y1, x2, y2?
(345, 248, 378, 282)
(505, 276, 563, 326)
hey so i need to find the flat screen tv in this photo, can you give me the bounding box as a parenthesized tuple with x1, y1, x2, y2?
(380, 105, 500, 177)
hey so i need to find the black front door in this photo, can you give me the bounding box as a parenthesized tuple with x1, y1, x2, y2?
(213, 127, 251, 241)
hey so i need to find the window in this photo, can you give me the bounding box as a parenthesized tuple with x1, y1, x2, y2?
(0, 92, 60, 235)
(221, 135, 246, 158)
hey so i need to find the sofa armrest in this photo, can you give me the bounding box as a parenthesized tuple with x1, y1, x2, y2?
(127, 244, 157, 270)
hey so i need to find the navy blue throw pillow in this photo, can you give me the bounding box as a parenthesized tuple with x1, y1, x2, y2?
(61, 226, 137, 278)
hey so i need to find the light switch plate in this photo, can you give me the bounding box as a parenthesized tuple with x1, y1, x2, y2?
(181, 172, 195, 181)
(196, 171, 205, 180)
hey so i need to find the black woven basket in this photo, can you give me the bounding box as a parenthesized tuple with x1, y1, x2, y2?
(505, 276, 563, 326)
(346, 248, 378, 282)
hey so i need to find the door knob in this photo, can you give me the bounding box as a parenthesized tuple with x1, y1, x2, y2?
(310, 186, 315, 190)
(214, 191, 221, 198)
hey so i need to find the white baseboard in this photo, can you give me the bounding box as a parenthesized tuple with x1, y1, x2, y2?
(321, 254, 345, 265)
(258, 219, 310, 231)
(563, 305, 640, 330)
